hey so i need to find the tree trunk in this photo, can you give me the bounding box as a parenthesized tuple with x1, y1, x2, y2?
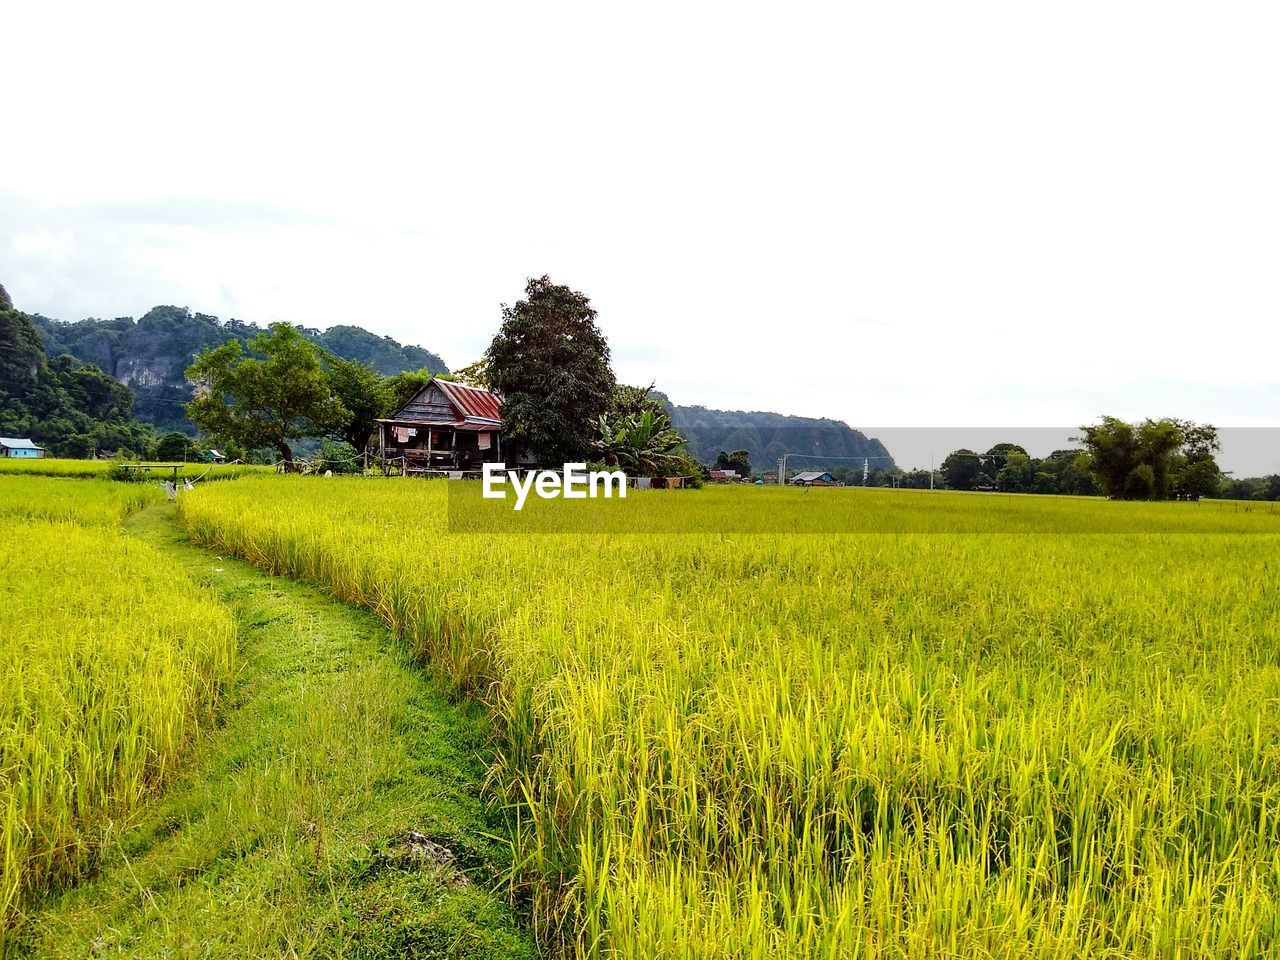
(276, 441, 295, 473)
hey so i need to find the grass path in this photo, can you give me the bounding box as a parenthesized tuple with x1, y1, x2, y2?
(18, 506, 533, 959)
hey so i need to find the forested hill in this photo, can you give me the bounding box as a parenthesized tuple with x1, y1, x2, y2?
(33, 307, 448, 431)
(665, 400, 895, 472)
(26, 302, 891, 465)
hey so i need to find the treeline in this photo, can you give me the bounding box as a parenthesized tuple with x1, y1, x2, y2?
(1220, 475, 1280, 501)
(931, 419, 1278, 502)
(938, 445, 1099, 496)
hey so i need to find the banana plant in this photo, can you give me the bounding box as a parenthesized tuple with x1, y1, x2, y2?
(594, 409, 685, 476)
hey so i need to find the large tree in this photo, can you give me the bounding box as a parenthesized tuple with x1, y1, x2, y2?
(485, 276, 615, 466)
(713, 449, 752, 477)
(323, 353, 388, 453)
(940, 449, 982, 490)
(995, 450, 1034, 493)
(1171, 420, 1222, 501)
(186, 323, 346, 470)
(982, 443, 1028, 477)
(1078, 417, 1218, 500)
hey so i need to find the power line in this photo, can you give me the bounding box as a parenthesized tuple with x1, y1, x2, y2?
(779, 453, 898, 462)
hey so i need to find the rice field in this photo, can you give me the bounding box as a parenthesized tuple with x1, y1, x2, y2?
(0, 475, 160, 525)
(178, 477, 1280, 959)
(0, 457, 269, 481)
(0, 479, 237, 936)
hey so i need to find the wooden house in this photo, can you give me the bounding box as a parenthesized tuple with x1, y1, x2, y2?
(377, 378, 505, 474)
(0, 437, 45, 459)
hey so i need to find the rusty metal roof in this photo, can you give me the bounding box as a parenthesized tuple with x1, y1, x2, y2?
(434, 379, 503, 426)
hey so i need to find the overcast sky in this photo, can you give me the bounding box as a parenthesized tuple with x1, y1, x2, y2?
(3, 2, 1277, 473)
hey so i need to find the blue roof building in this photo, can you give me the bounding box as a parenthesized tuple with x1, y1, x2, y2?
(0, 437, 46, 459)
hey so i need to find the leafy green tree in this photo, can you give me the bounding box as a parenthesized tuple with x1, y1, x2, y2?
(609, 383, 668, 422)
(1039, 449, 1098, 496)
(1125, 463, 1157, 500)
(940, 449, 982, 490)
(451, 358, 491, 388)
(982, 443, 1028, 476)
(995, 450, 1034, 492)
(1137, 419, 1184, 499)
(1170, 421, 1221, 500)
(485, 276, 615, 466)
(1078, 417, 1216, 500)
(384, 367, 437, 412)
(1079, 417, 1139, 498)
(900, 469, 934, 489)
(153, 431, 199, 461)
(323, 354, 388, 453)
(1033, 471, 1059, 494)
(1173, 459, 1220, 501)
(186, 323, 346, 471)
(713, 449, 752, 477)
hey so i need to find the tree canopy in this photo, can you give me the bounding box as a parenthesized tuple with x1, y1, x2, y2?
(485, 276, 615, 466)
(1078, 417, 1220, 500)
(322, 354, 388, 454)
(940, 449, 982, 491)
(186, 323, 347, 470)
(713, 449, 752, 477)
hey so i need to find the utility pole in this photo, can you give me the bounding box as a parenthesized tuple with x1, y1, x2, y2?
(777, 456, 787, 486)
(930, 456, 935, 491)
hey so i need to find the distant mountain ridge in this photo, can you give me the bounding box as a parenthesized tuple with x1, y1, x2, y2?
(663, 399, 895, 473)
(33, 306, 448, 432)
(30, 305, 893, 467)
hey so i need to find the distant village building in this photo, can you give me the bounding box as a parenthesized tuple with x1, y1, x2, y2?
(708, 469, 739, 482)
(790, 470, 839, 486)
(0, 437, 45, 459)
(377, 378, 506, 474)
(203, 449, 228, 464)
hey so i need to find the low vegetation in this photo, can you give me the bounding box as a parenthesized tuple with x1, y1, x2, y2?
(180, 477, 1280, 958)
